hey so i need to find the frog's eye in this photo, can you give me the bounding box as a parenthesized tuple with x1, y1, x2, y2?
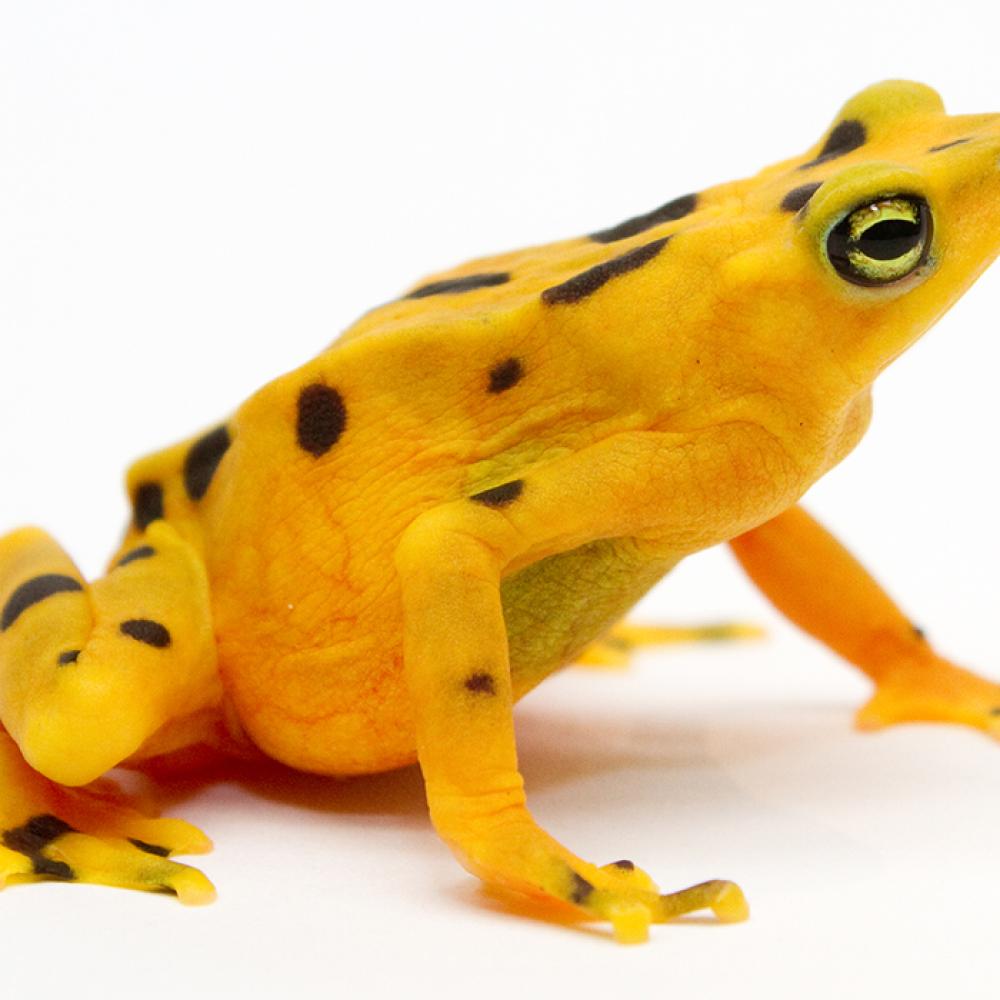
(826, 196, 932, 286)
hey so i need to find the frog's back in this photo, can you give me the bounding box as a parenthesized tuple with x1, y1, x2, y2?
(118, 77, 999, 773)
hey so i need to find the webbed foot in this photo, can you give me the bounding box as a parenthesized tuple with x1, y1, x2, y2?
(0, 729, 214, 902)
(856, 655, 1000, 740)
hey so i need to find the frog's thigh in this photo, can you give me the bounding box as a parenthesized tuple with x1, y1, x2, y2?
(395, 434, 748, 942)
(0, 521, 218, 786)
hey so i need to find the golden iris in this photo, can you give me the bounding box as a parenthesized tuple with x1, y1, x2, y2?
(827, 196, 931, 285)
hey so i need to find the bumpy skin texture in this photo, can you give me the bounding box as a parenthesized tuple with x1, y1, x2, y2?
(2, 80, 1000, 942)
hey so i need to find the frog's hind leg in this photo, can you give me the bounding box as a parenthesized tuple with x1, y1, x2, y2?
(0, 521, 220, 900)
(577, 620, 764, 667)
(731, 505, 1000, 739)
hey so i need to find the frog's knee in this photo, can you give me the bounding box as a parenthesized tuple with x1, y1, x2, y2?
(18, 681, 153, 786)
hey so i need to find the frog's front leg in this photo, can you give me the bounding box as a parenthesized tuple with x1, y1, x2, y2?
(396, 431, 755, 943)
(730, 505, 1000, 737)
(0, 521, 220, 899)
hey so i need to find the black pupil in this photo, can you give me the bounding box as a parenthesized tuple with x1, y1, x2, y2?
(855, 217, 921, 260)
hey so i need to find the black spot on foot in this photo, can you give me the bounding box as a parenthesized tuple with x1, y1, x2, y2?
(464, 672, 496, 695)
(568, 871, 595, 906)
(297, 384, 347, 458)
(133, 482, 165, 531)
(2, 574, 84, 631)
(487, 358, 523, 394)
(542, 236, 670, 306)
(120, 619, 172, 649)
(928, 138, 970, 153)
(32, 857, 75, 880)
(183, 425, 231, 501)
(590, 193, 698, 244)
(611, 859, 635, 871)
(129, 838, 172, 858)
(780, 182, 823, 213)
(406, 272, 510, 299)
(470, 479, 524, 508)
(4, 814, 77, 880)
(57, 649, 81, 666)
(911, 624, 927, 642)
(116, 545, 157, 568)
(3, 814, 76, 855)
(800, 119, 867, 169)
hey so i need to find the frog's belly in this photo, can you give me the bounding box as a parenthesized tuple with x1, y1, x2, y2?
(216, 537, 678, 776)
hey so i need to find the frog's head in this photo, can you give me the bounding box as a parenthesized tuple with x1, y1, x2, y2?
(723, 80, 1000, 387)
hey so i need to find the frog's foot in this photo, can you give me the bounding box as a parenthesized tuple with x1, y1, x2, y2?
(593, 859, 748, 943)
(577, 620, 765, 668)
(0, 729, 214, 902)
(856, 656, 1000, 740)
(444, 811, 748, 944)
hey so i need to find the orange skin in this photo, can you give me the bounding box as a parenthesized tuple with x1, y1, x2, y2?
(1, 80, 999, 941)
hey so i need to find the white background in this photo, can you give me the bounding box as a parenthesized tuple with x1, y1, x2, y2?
(1, 2, 998, 997)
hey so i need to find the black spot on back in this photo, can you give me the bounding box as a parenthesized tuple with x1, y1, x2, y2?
(183, 424, 231, 502)
(590, 193, 698, 244)
(120, 619, 172, 649)
(464, 672, 496, 695)
(116, 545, 156, 568)
(297, 384, 347, 458)
(134, 482, 165, 531)
(470, 479, 524, 508)
(2, 574, 84, 632)
(406, 272, 510, 299)
(487, 358, 523, 394)
(799, 119, 867, 170)
(611, 859, 635, 871)
(928, 138, 970, 153)
(780, 182, 823, 213)
(542, 236, 670, 306)
(57, 649, 81, 665)
(129, 838, 171, 858)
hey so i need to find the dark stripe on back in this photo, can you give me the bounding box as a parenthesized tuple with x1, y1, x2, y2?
(2, 574, 83, 631)
(780, 182, 823, 213)
(799, 119, 866, 169)
(120, 619, 172, 648)
(470, 479, 524, 508)
(297, 384, 347, 457)
(406, 272, 510, 299)
(134, 482, 165, 531)
(116, 546, 157, 568)
(590, 193, 697, 244)
(183, 425, 231, 501)
(542, 236, 670, 306)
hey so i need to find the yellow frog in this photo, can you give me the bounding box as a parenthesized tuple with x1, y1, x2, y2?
(1, 80, 998, 944)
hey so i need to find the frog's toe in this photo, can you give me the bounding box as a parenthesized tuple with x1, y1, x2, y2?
(0, 814, 216, 903)
(577, 862, 749, 943)
(52, 831, 216, 903)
